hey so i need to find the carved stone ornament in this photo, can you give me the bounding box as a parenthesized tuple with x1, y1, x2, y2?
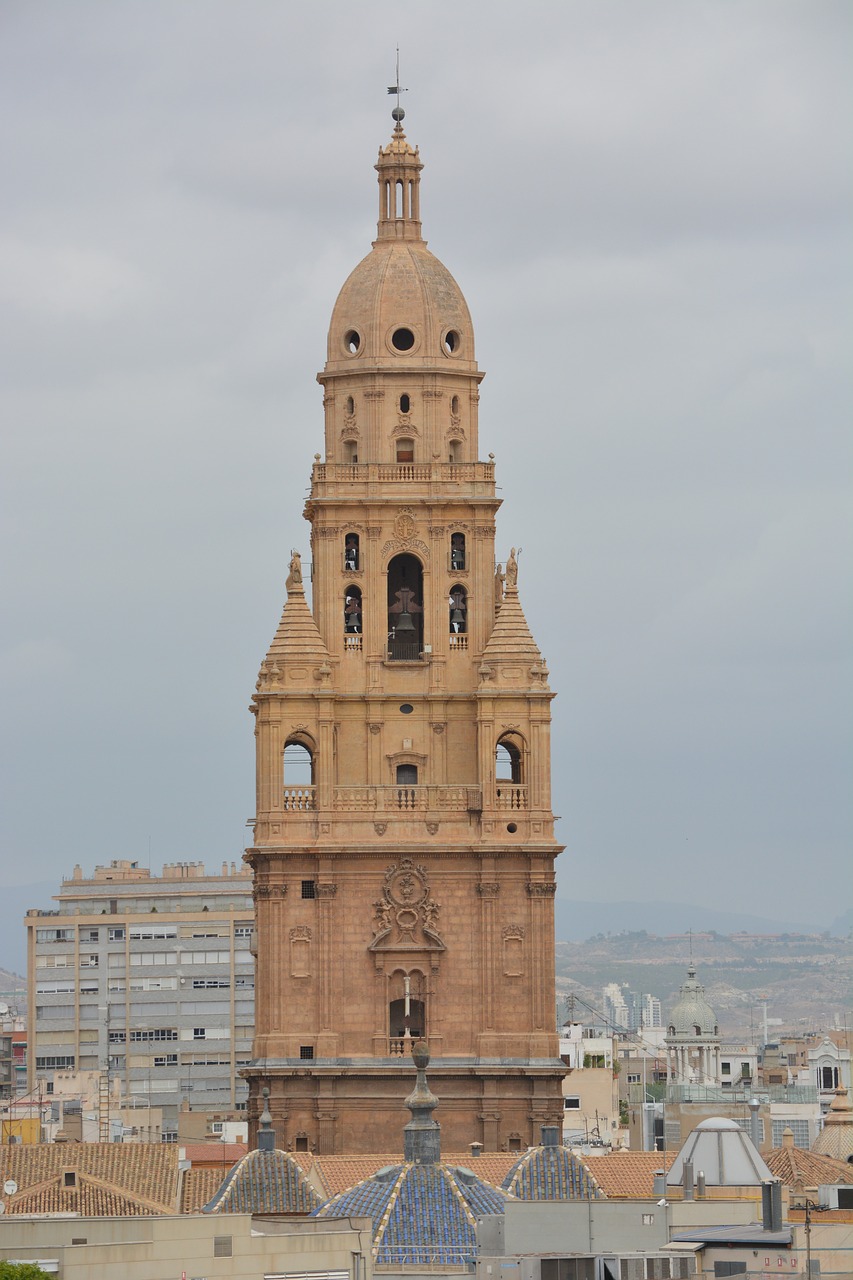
(421, 389, 443, 400)
(394, 508, 417, 541)
(369, 857, 445, 952)
(502, 924, 525, 940)
(476, 882, 500, 898)
(392, 419, 417, 435)
(367, 526, 382, 539)
(426, 822, 439, 835)
(431, 723, 446, 735)
(255, 885, 272, 899)
(475, 524, 497, 537)
(364, 389, 385, 401)
(526, 882, 557, 897)
(381, 537, 430, 561)
(368, 723, 382, 736)
(374, 822, 387, 835)
(290, 925, 312, 941)
(316, 883, 337, 899)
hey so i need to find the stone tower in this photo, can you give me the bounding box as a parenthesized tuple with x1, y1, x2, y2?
(244, 111, 565, 1154)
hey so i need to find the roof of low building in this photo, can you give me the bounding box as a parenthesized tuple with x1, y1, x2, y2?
(577, 1151, 675, 1198)
(766, 1129, 853, 1189)
(0, 1144, 178, 1215)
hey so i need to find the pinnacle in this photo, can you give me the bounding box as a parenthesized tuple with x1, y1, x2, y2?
(482, 584, 543, 664)
(262, 555, 330, 668)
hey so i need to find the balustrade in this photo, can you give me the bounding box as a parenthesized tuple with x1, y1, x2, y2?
(495, 785, 527, 810)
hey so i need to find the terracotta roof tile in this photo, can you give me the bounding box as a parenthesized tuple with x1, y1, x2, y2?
(765, 1145, 852, 1190)
(0, 1143, 178, 1215)
(577, 1151, 675, 1198)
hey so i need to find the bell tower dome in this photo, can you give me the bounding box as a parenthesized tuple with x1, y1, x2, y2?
(245, 108, 565, 1156)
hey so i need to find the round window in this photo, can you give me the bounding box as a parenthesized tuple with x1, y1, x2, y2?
(443, 329, 461, 355)
(344, 330, 361, 355)
(399, 703, 414, 715)
(391, 327, 416, 352)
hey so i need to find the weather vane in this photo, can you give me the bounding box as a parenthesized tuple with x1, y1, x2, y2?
(387, 46, 408, 123)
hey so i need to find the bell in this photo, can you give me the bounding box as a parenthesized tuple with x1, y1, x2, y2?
(450, 607, 464, 628)
(395, 608, 416, 634)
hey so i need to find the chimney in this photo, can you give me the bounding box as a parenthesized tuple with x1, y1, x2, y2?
(469, 1142, 483, 1159)
(748, 1096, 762, 1150)
(762, 1179, 783, 1233)
(696, 1170, 706, 1198)
(682, 1159, 694, 1201)
(652, 1170, 666, 1197)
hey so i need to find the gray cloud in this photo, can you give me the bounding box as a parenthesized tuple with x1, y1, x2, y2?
(1, 0, 850, 960)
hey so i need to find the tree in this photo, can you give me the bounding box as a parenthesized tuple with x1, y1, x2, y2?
(0, 1265, 52, 1280)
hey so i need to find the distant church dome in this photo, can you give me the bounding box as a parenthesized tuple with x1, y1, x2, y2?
(324, 122, 477, 377)
(667, 964, 719, 1038)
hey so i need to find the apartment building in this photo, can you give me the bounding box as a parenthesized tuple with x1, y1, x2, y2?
(26, 859, 254, 1140)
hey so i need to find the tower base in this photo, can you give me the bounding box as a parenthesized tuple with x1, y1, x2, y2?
(244, 1058, 566, 1155)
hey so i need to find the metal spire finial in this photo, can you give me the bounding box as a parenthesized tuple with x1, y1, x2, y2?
(387, 46, 408, 125)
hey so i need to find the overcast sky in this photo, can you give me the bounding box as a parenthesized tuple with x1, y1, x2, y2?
(1, 1, 850, 964)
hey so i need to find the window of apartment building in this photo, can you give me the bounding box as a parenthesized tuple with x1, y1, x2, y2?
(129, 951, 178, 966)
(721, 1061, 731, 1074)
(36, 928, 74, 943)
(160, 1131, 178, 1144)
(193, 979, 230, 989)
(626, 1073, 641, 1085)
(194, 1028, 206, 1040)
(80, 955, 99, 967)
(36, 981, 75, 994)
(213, 1237, 232, 1258)
(109, 1031, 126, 1043)
(564, 1096, 581, 1110)
(129, 1028, 177, 1043)
(234, 924, 253, 938)
(80, 928, 99, 943)
(36, 1055, 76, 1070)
(129, 926, 178, 940)
(235, 976, 254, 989)
(153, 1054, 178, 1067)
(80, 981, 98, 994)
(108, 927, 125, 941)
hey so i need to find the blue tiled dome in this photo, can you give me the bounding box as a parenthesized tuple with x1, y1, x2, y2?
(313, 1162, 509, 1266)
(502, 1144, 602, 1200)
(203, 1149, 322, 1215)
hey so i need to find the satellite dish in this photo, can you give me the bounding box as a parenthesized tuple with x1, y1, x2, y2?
(3, 1179, 17, 1196)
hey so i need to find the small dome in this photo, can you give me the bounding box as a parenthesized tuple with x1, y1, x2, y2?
(325, 240, 476, 374)
(502, 1143, 602, 1200)
(667, 1116, 771, 1187)
(667, 965, 719, 1038)
(812, 1086, 853, 1163)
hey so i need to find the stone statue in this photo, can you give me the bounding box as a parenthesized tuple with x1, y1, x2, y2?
(505, 547, 518, 588)
(286, 551, 303, 592)
(494, 562, 505, 605)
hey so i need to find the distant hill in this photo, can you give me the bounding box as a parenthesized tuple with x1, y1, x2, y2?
(554, 929, 852, 1040)
(554, 898, 833, 943)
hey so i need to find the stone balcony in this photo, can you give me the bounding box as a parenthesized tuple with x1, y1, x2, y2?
(309, 459, 496, 498)
(281, 785, 484, 814)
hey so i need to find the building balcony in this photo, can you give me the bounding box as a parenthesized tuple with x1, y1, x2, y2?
(310, 459, 496, 497)
(280, 785, 483, 815)
(628, 1082, 819, 1105)
(495, 784, 527, 810)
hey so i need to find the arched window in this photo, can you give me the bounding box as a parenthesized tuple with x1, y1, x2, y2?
(396, 437, 414, 463)
(495, 734, 526, 810)
(387, 553, 424, 661)
(451, 394, 459, 415)
(344, 586, 362, 633)
(344, 440, 358, 464)
(448, 439, 462, 463)
(396, 764, 418, 786)
(345, 395, 354, 414)
(283, 739, 315, 810)
(344, 532, 359, 571)
(449, 585, 467, 633)
(450, 532, 466, 570)
(399, 393, 410, 413)
(388, 970, 425, 1052)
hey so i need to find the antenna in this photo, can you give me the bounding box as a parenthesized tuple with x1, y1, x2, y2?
(387, 46, 408, 122)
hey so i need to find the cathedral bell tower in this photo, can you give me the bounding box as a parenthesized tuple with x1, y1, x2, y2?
(244, 108, 565, 1154)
